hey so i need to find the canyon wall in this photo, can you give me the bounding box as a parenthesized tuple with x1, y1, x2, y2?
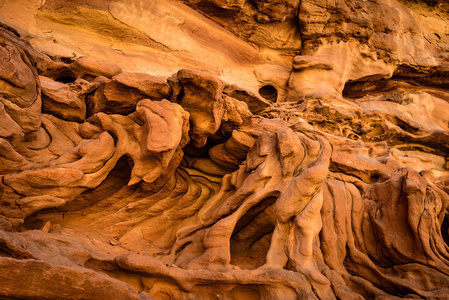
(1, 0, 449, 299)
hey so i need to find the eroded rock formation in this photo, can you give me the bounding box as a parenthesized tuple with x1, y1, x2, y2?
(1, 0, 449, 299)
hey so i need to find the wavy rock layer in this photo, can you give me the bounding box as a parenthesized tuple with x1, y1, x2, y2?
(1, 0, 449, 299)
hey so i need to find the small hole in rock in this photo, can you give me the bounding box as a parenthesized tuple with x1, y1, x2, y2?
(55, 76, 76, 84)
(259, 85, 278, 102)
(61, 57, 75, 64)
(442, 215, 449, 246)
(370, 173, 380, 183)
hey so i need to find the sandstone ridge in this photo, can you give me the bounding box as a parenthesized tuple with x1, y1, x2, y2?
(1, 0, 449, 299)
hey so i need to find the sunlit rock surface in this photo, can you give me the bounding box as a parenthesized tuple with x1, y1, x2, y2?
(1, 0, 449, 299)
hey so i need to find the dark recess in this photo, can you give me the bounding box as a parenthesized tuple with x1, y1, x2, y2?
(442, 215, 449, 246)
(55, 76, 77, 84)
(259, 85, 278, 102)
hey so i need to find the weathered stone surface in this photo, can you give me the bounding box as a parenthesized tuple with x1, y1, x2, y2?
(73, 56, 122, 79)
(223, 83, 273, 114)
(87, 72, 171, 116)
(177, 69, 226, 148)
(114, 72, 171, 100)
(40, 75, 86, 121)
(0, 258, 142, 300)
(1, 0, 449, 299)
(0, 28, 41, 138)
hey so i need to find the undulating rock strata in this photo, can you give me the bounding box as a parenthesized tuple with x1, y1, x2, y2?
(1, 0, 449, 299)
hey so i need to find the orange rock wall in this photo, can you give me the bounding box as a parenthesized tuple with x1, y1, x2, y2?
(1, 0, 449, 299)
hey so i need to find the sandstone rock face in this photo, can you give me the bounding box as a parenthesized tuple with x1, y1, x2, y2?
(1, 0, 449, 299)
